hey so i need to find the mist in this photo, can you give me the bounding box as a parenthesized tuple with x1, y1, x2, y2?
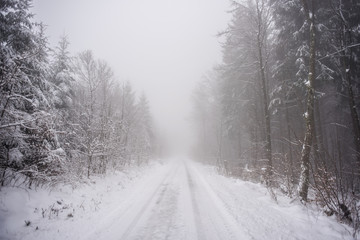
(32, 0, 230, 155)
(1, 1, 359, 239)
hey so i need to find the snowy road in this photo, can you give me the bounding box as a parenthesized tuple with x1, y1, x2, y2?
(83, 160, 247, 240)
(81, 160, 351, 240)
(4, 159, 351, 240)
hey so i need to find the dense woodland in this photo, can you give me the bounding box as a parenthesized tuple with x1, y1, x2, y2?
(191, 0, 360, 231)
(0, 0, 156, 188)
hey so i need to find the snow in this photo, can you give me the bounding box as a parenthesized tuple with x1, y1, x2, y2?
(0, 159, 353, 240)
(8, 148, 23, 164)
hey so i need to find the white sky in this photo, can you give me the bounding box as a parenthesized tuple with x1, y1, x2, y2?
(32, 0, 230, 155)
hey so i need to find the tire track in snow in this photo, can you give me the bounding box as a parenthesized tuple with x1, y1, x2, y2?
(139, 176, 179, 239)
(119, 165, 180, 240)
(185, 163, 202, 240)
(83, 163, 179, 240)
(185, 162, 251, 240)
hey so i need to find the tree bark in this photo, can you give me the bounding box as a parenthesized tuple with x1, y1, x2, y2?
(285, 100, 295, 183)
(298, 0, 316, 202)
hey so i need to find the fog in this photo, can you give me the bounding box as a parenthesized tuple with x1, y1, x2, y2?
(2, 2, 359, 238)
(32, 0, 230, 155)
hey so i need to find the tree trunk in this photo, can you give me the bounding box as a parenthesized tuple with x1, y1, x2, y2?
(256, 0, 272, 178)
(347, 77, 360, 169)
(298, 0, 316, 202)
(285, 100, 295, 183)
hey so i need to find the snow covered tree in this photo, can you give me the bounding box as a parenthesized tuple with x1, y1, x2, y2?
(49, 35, 78, 164)
(131, 93, 154, 165)
(50, 35, 74, 110)
(73, 50, 102, 178)
(0, 0, 158, 187)
(117, 82, 137, 164)
(96, 59, 114, 174)
(0, 0, 64, 186)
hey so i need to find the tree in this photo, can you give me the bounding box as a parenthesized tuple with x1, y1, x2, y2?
(50, 35, 74, 110)
(214, 0, 274, 178)
(96, 59, 114, 174)
(297, 0, 316, 202)
(0, 0, 64, 186)
(49, 35, 78, 164)
(132, 93, 154, 165)
(0, 0, 158, 188)
(192, 80, 212, 162)
(254, 0, 273, 178)
(119, 82, 137, 164)
(73, 50, 101, 178)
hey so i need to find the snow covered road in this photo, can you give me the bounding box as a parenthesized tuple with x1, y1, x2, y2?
(1, 159, 352, 240)
(82, 160, 351, 240)
(84, 160, 248, 240)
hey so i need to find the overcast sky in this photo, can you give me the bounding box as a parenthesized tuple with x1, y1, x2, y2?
(32, 0, 230, 155)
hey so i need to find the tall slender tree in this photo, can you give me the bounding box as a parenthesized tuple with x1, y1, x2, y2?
(298, 0, 316, 202)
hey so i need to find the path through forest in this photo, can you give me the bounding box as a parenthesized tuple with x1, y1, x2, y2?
(82, 160, 350, 240)
(2, 159, 351, 240)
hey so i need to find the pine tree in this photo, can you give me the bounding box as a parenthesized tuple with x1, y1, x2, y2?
(0, 0, 63, 186)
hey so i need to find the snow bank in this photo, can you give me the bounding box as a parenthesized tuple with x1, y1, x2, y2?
(196, 163, 354, 240)
(0, 161, 164, 240)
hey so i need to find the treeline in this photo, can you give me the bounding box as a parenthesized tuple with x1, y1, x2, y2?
(0, 0, 156, 188)
(192, 0, 360, 231)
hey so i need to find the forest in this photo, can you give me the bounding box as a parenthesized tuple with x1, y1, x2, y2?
(191, 0, 360, 231)
(1, 0, 360, 237)
(0, 0, 156, 187)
